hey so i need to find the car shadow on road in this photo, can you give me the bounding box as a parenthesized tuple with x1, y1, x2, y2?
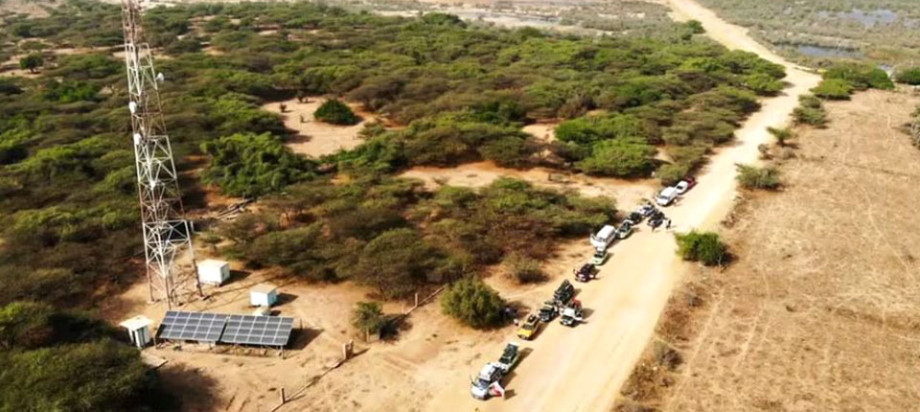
(502, 347, 535, 400)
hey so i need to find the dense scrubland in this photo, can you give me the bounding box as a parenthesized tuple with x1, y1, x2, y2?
(0, 0, 789, 408)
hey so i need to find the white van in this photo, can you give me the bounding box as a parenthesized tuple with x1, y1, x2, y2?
(590, 225, 617, 250)
(656, 187, 679, 206)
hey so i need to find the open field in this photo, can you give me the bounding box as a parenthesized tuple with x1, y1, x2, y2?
(619, 88, 920, 411)
(262, 98, 375, 158)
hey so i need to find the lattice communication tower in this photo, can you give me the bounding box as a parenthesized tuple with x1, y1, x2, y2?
(121, 0, 201, 308)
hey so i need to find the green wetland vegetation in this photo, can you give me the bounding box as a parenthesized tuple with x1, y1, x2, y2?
(694, 0, 920, 67)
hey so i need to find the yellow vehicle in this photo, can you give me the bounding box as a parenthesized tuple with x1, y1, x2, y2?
(517, 314, 541, 340)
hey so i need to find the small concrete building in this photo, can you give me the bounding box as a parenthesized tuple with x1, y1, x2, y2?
(197, 259, 230, 286)
(250, 283, 279, 307)
(119, 315, 154, 348)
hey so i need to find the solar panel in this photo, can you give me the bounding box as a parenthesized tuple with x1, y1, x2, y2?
(158, 311, 228, 342)
(220, 314, 295, 347)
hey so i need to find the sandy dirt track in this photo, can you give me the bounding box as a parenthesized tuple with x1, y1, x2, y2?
(422, 2, 820, 411)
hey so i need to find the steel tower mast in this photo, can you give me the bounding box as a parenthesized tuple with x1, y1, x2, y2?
(121, 0, 201, 308)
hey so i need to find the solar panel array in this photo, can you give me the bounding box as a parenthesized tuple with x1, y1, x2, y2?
(222, 314, 295, 346)
(159, 311, 228, 342)
(158, 311, 295, 347)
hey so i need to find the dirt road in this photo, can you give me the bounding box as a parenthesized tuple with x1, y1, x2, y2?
(426, 2, 821, 411)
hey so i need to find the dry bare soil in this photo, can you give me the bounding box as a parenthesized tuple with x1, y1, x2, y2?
(620, 89, 920, 412)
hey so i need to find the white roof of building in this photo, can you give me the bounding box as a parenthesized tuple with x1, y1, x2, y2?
(251, 283, 278, 294)
(199, 259, 229, 269)
(119, 315, 153, 330)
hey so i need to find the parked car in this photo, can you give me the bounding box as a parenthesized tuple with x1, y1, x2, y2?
(560, 300, 584, 327)
(539, 303, 559, 322)
(638, 203, 657, 217)
(550, 280, 575, 307)
(471, 363, 505, 400)
(656, 187, 679, 206)
(675, 176, 697, 194)
(517, 314, 541, 340)
(574, 263, 598, 282)
(591, 249, 609, 266)
(626, 211, 643, 224)
(616, 220, 634, 239)
(590, 225, 617, 250)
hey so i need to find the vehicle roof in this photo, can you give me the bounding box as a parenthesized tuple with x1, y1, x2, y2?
(659, 187, 678, 196)
(596, 225, 616, 237)
(479, 363, 500, 377)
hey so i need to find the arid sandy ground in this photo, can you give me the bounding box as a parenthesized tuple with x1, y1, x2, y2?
(622, 89, 920, 412)
(402, 161, 656, 209)
(262, 98, 374, 158)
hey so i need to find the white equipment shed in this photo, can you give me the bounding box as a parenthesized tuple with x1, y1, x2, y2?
(120, 315, 154, 348)
(250, 283, 279, 307)
(198, 259, 230, 286)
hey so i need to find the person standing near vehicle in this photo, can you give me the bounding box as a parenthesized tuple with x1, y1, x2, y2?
(666, 219, 672, 230)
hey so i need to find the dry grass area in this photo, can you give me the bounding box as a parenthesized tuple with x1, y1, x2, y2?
(617, 89, 920, 411)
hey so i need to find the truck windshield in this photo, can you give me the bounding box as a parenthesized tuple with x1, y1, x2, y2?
(474, 378, 490, 389)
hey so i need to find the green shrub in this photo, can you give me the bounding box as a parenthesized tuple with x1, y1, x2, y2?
(793, 94, 828, 127)
(675, 230, 727, 266)
(685, 20, 705, 34)
(19, 53, 43, 73)
(441, 277, 505, 328)
(656, 162, 690, 186)
(744, 73, 784, 96)
(823, 64, 894, 91)
(766, 127, 793, 147)
(503, 252, 545, 283)
(314, 98, 359, 125)
(41, 81, 100, 103)
(200, 132, 314, 197)
(351, 301, 385, 335)
(348, 228, 455, 298)
(896, 67, 920, 85)
(576, 138, 656, 177)
(736, 164, 781, 190)
(811, 78, 853, 100)
(0, 302, 175, 410)
(0, 78, 21, 95)
(798, 94, 823, 109)
(555, 114, 644, 145)
(478, 136, 531, 168)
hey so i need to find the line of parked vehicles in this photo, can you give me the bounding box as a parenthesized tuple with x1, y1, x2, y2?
(470, 176, 697, 400)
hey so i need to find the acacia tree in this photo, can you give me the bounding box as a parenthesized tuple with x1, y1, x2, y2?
(314, 99, 359, 125)
(440, 277, 505, 328)
(351, 301, 384, 336)
(19, 54, 43, 73)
